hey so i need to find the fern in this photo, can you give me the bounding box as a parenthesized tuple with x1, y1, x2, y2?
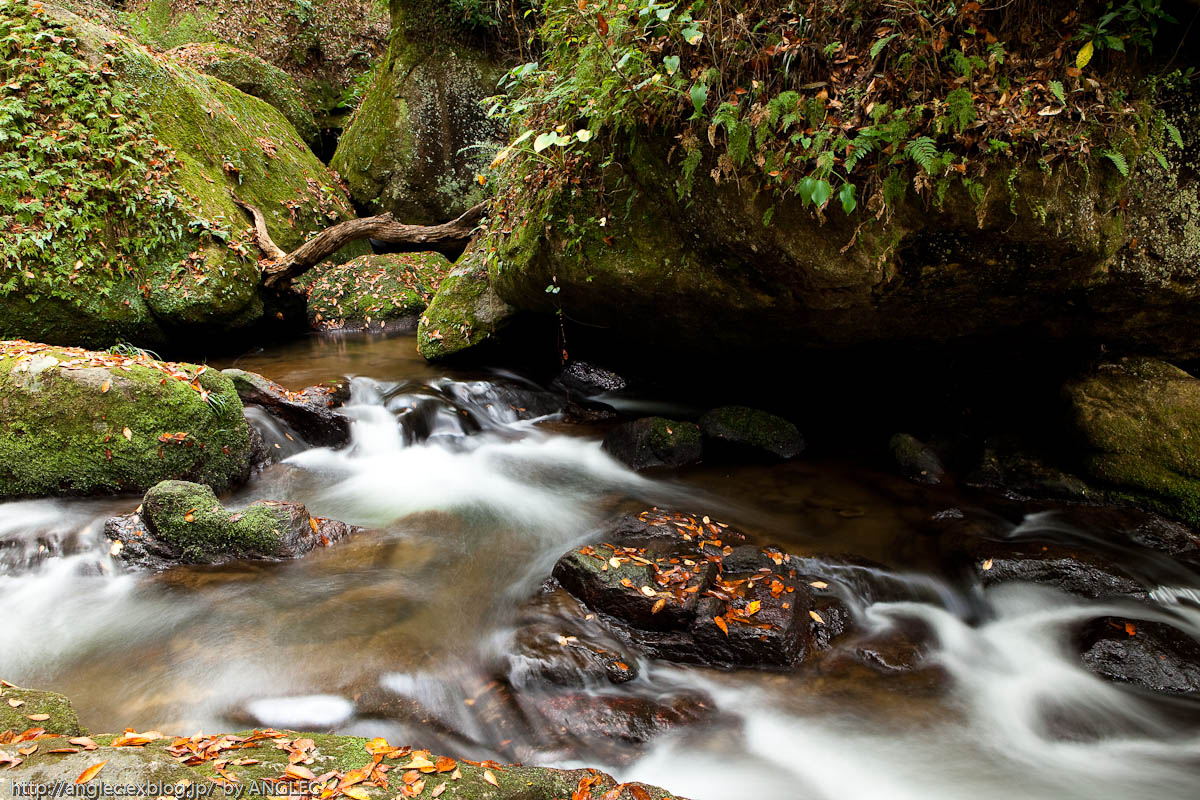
(1049, 80, 1066, 105)
(905, 136, 941, 174)
(870, 33, 899, 60)
(945, 88, 976, 133)
(1165, 121, 1184, 150)
(1149, 146, 1169, 170)
(1102, 149, 1129, 176)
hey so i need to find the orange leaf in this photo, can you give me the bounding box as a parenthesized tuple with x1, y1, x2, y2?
(651, 597, 667, 614)
(713, 616, 729, 636)
(809, 610, 825, 624)
(746, 600, 762, 615)
(342, 789, 371, 800)
(1124, 622, 1137, 637)
(284, 764, 317, 782)
(69, 737, 99, 750)
(629, 786, 652, 800)
(25, 714, 49, 722)
(597, 12, 609, 36)
(100, 380, 111, 394)
(7, 699, 23, 708)
(435, 756, 456, 773)
(309, 517, 319, 534)
(75, 761, 107, 784)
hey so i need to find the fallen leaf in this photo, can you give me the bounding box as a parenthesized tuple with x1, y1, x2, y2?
(483, 769, 499, 787)
(808, 580, 829, 589)
(432, 783, 447, 797)
(342, 789, 370, 800)
(1125, 621, 1137, 637)
(68, 737, 98, 750)
(17, 745, 37, 756)
(809, 610, 825, 624)
(122, 427, 132, 441)
(283, 764, 317, 782)
(713, 616, 729, 636)
(100, 380, 111, 393)
(25, 714, 49, 722)
(6, 699, 22, 708)
(75, 761, 107, 784)
(309, 517, 319, 534)
(981, 558, 994, 571)
(629, 787, 652, 800)
(651, 597, 667, 614)
(746, 600, 762, 615)
(436, 756, 456, 773)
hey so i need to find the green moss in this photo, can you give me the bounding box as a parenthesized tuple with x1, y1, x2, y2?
(306, 252, 449, 331)
(418, 244, 516, 361)
(0, 686, 84, 737)
(0, 344, 251, 498)
(700, 406, 803, 459)
(141, 480, 286, 560)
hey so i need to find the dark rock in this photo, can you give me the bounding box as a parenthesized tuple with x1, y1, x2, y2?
(530, 690, 716, 747)
(551, 510, 850, 669)
(1080, 617, 1200, 695)
(222, 368, 351, 448)
(554, 361, 628, 396)
(699, 406, 804, 461)
(889, 433, 946, 485)
(602, 417, 702, 470)
(966, 437, 1096, 501)
(105, 480, 361, 569)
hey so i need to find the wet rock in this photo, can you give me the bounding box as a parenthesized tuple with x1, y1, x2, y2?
(105, 480, 360, 568)
(889, 433, 946, 485)
(1080, 617, 1200, 695)
(552, 510, 850, 669)
(306, 253, 450, 334)
(1065, 357, 1200, 525)
(530, 691, 717, 747)
(602, 417, 702, 470)
(439, 379, 563, 424)
(554, 361, 628, 397)
(0, 685, 84, 737)
(223, 368, 351, 448)
(417, 245, 521, 363)
(699, 406, 805, 461)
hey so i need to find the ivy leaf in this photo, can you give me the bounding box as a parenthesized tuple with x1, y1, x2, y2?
(838, 183, 857, 214)
(663, 55, 680, 75)
(689, 83, 708, 116)
(1076, 40, 1094, 69)
(681, 25, 703, 45)
(533, 132, 557, 153)
(575, 129, 592, 143)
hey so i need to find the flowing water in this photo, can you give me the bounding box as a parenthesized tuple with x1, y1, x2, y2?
(3, 335, 1200, 799)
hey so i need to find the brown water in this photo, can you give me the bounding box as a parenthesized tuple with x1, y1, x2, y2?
(3, 334, 1200, 799)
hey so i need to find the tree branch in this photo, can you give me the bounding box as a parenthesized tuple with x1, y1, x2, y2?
(231, 193, 486, 289)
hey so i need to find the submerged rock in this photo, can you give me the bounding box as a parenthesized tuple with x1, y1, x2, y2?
(306, 252, 450, 333)
(1080, 617, 1200, 696)
(223, 368, 351, 448)
(889, 433, 946, 485)
(700, 406, 805, 461)
(0, 685, 84, 738)
(0, 341, 251, 498)
(551, 510, 851, 669)
(105, 480, 360, 567)
(602, 418, 703, 470)
(1065, 356, 1200, 526)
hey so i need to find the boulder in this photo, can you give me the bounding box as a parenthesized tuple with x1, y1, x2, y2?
(1080, 617, 1200, 695)
(699, 406, 805, 461)
(167, 43, 320, 151)
(306, 252, 450, 333)
(530, 691, 717, 748)
(889, 433, 946, 485)
(418, 245, 521, 362)
(0, 685, 84, 738)
(0, 3, 363, 349)
(602, 418, 703, 470)
(551, 510, 851, 669)
(0, 341, 252, 498)
(1065, 356, 1200, 525)
(104, 480, 360, 567)
(223, 369, 351, 448)
(331, 0, 505, 223)
(554, 361, 628, 396)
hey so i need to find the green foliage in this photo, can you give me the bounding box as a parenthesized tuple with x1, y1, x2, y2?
(1075, 0, 1175, 57)
(0, 0, 191, 300)
(120, 0, 215, 50)
(1103, 149, 1130, 176)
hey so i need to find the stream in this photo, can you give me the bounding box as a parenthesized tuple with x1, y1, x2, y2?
(3, 335, 1200, 799)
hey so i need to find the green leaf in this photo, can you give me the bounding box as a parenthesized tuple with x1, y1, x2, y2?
(663, 55, 680, 75)
(1165, 122, 1184, 149)
(839, 183, 857, 215)
(1049, 80, 1065, 105)
(681, 25, 703, 45)
(1102, 149, 1129, 177)
(689, 83, 708, 116)
(797, 176, 817, 205)
(811, 179, 833, 209)
(1076, 40, 1094, 69)
(575, 129, 592, 143)
(870, 33, 899, 60)
(533, 132, 557, 153)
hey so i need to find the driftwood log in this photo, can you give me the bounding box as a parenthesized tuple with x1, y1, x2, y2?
(232, 194, 486, 289)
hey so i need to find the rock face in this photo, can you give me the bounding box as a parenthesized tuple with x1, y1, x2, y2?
(306, 252, 450, 333)
(602, 418, 703, 470)
(1080, 617, 1200, 695)
(699, 406, 804, 461)
(0, 3, 363, 349)
(0, 685, 84, 738)
(167, 42, 320, 151)
(331, 0, 505, 223)
(551, 510, 850, 669)
(105, 480, 360, 567)
(223, 369, 351, 448)
(0, 342, 252, 498)
(1065, 357, 1200, 525)
(417, 245, 520, 361)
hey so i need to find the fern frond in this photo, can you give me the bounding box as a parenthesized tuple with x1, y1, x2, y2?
(905, 136, 941, 174)
(1102, 149, 1129, 177)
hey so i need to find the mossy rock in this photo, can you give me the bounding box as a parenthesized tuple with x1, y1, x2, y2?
(306, 252, 450, 333)
(0, 3, 364, 349)
(1065, 356, 1200, 525)
(167, 42, 320, 151)
(331, 1, 505, 224)
(0, 341, 251, 498)
(0, 685, 84, 737)
(602, 417, 703, 471)
(700, 406, 805, 461)
(888, 432, 945, 485)
(3, 729, 685, 798)
(417, 244, 518, 361)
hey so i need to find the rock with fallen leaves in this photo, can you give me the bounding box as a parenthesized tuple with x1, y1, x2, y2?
(1079, 617, 1200, 696)
(305, 253, 451, 334)
(699, 406, 805, 461)
(552, 510, 851, 669)
(602, 418, 703, 471)
(0, 342, 252, 499)
(0, 684, 84, 739)
(223, 368, 352, 448)
(104, 480, 361, 567)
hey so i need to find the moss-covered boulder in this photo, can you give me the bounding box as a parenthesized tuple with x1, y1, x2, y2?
(0, 2, 362, 349)
(417, 244, 519, 361)
(2, 728, 684, 799)
(889, 433, 946, 486)
(699, 406, 804, 461)
(331, 0, 506, 223)
(167, 42, 319, 150)
(1065, 357, 1200, 525)
(0, 341, 251, 498)
(105, 479, 360, 565)
(602, 418, 702, 471)
(0, 685, 84, 737)
(307, 252, 450, 333)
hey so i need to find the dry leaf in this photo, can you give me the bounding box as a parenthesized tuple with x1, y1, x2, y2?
(342, 789, 370, 800)
(483, 769, 499, 787)
(122, 427, 132, 441)
(808, 580, 829, 589)
(809, 610, 826, 624)
(436, 756, 457, 773)
(432, 783, 447, 797)
(713, 616, 729, 636)
(25, 714, 49, 722)
(100, 379, 111, 394)
(651, 597, 667, 614)
(629, 787, 652, 800)
(746, 600, 762, 615)
(17, 745, 37, 756)
(6, 699, 22, 708)
(284, 764, 317, 781)
(68, 737, 98, 750)
(75, 761, 107, 784)
(981, 558, 994, 571)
